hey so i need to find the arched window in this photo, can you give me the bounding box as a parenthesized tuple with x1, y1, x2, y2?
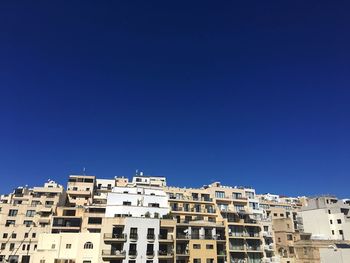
(84, 242, 93, 249)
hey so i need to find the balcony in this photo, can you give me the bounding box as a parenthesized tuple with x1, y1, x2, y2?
(264, 244, 274, 251)
(40, 206, 53, 213)
(38, 217, 50, 224)
(217, 251, 226, 257)
(176, 250, 189, 256)
(263, 231, 273, 237)
(229, 246, 245, 252)
(245, 232, 260, 239)
(146, 251, 155, 258)
(158, 250, 174, 258)
(168, 196, 213, 203)
(159, 234, 173, 242)
(246, 246, 262, 252)
(129, 233, 138, 241)
(67, 189, 91, 196)
(147, 233, 155, 241)
(176, 233, 190, 240)
(104, 233, 127, 242)
(129, 250, 137, 258)
(101, 250, 126, 259)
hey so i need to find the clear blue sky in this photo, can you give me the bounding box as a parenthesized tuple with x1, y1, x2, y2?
(1, 1, 349, 197)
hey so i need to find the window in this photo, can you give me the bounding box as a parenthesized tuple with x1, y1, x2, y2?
(40, 260, 45, 263)
(84, 242, 93, 249)
(146, 244, 154, 256)
(88, 217, 102, 225)
(9, 243, 15, 251)
(303, 247, 307, 255)
(129, 243, 137, 255)
(130, 228, 138, 239)
(193, 244, 201, 249)
(123, 201, 131, 206)
(8, 209, 18, 217)
(5, 220, 15, 227)
(289, 247, 294, 254)
(26, 210, 36, 217)
(280, 213, 284, 217)
(83, 261, 91, 263)
(278, 237, 281, 242)
(32, 233, 36, 238)
(3, 233, 8, 238)
(206, 244, 214, 249)
(11, 233, 16, 239)
(328, 210, 331, 214)
(330, 220, 333, 224)
(51, 244, 56, 249)
(194, 259, 201, 263)
(147, 228, 155, 239)
(287, 234, 293, 240)
(66, 244, 72, 249)
(215, 191, 225, 198)
(245, 191, 255, 199)
(274, 213, 277, 217)
(1, 243, 5, 250)
(339, 230, 343, 235)
(232, 193, 242, 199)
(24, 220, 33, 227)
(206, 260, 214, 263)
(337, 219, 342, 224)
(24, 233, 29, 238)
(332, 230, 335, 235)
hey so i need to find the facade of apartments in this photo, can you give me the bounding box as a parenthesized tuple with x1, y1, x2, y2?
(298, 196, 350, 241)
(0, 172, 350, 263)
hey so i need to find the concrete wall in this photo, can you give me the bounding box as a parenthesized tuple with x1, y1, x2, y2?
(33, 233, 101, 263)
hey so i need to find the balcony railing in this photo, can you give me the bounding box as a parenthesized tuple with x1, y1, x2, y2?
(146, 251, 155, 257)
(129, 233, 138, 240)
(129, 250, 137, 257)
(101, 250, 126, 257)
(246, 246, 262, 251)
(159, 234, 173, 240)
(147, 233, 155, 240)
(229, 246, 245, 251)
(104, 233, 127, 240)
(158, 250, 174, 256)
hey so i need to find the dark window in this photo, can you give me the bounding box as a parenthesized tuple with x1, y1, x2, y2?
(88, 217, 102, 224)
(337, 219, 342, 224)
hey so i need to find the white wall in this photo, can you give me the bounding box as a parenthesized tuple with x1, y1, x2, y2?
(320, 247, 350, 263)
(105, 186, 170, 218)
(34, 233, 101, 263)
(123, 217, 160, 263)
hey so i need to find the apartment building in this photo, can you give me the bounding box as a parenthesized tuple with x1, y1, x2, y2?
(0, 181, 65, 263)
(294, 233, 350, 263)
(258, 194, 303, 263)
(33, 232, 101, 263)
(1, 172, 350, 263)
(298, 196, 350, 240)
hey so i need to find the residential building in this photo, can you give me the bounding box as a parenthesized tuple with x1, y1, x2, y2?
(298, 196, 350, 240)
(0, 181, 65, 263)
